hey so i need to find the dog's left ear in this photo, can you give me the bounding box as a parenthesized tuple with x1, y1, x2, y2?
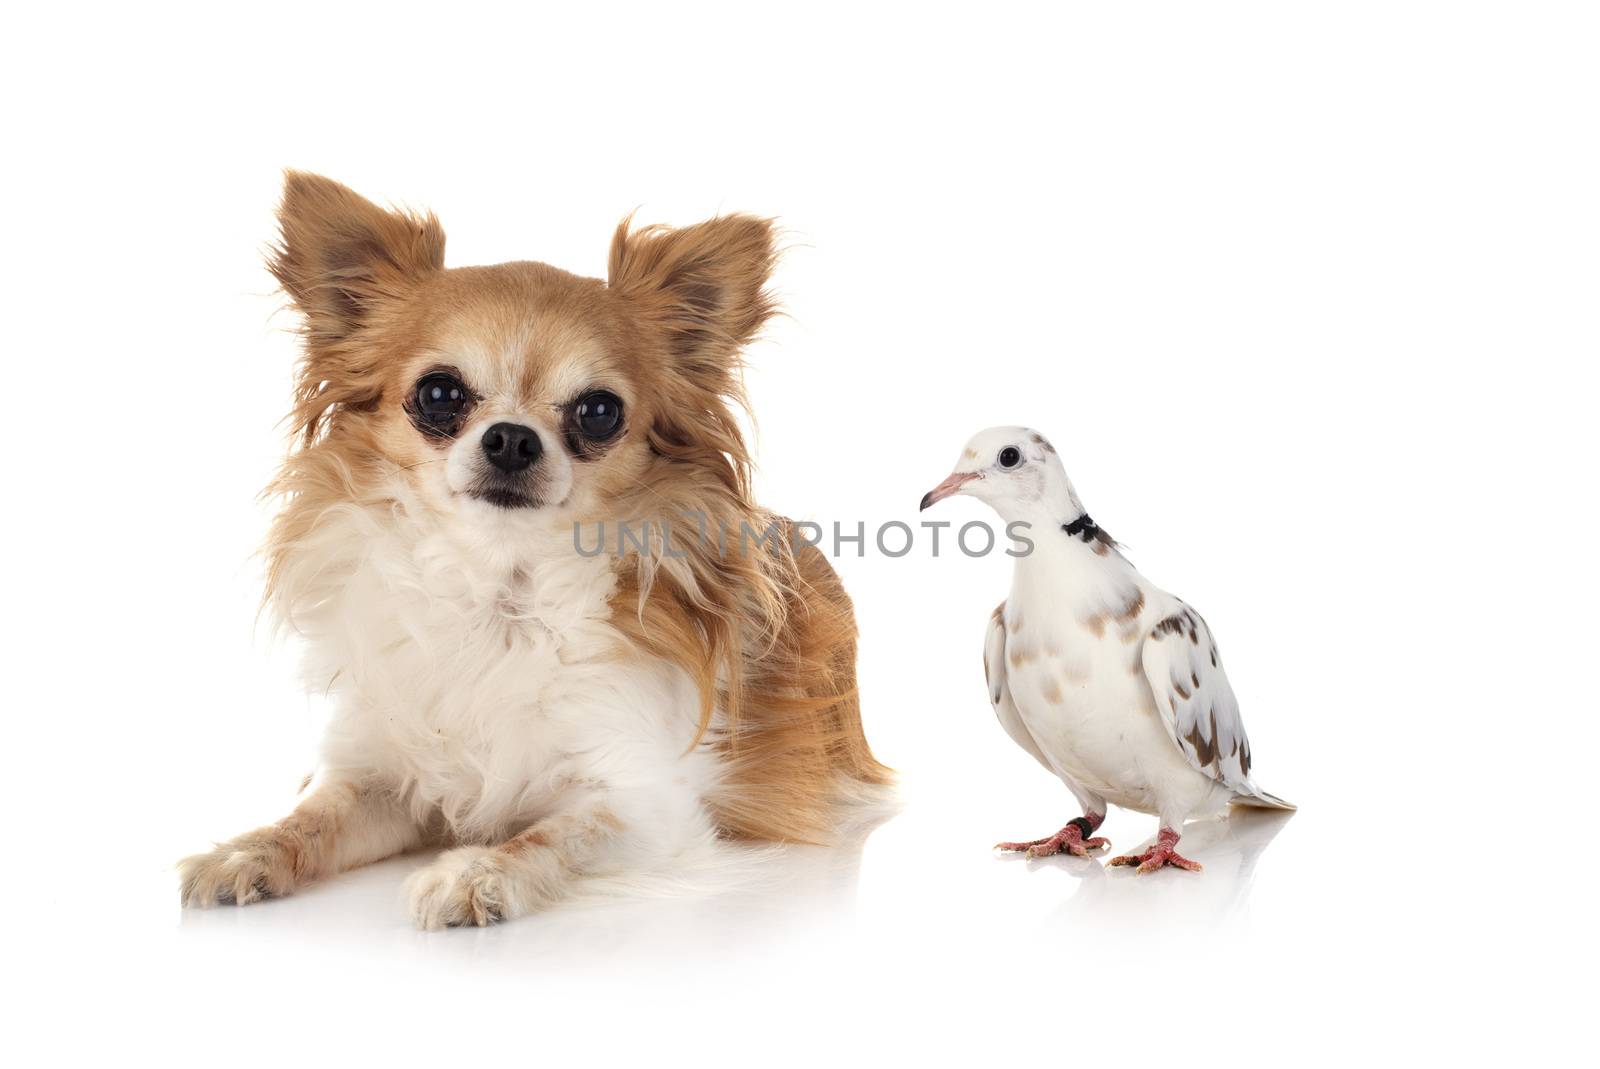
(607, 214, 778, 384)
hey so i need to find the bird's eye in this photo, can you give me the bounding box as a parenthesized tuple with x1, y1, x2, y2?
(413, 372, 473, 430)
(998, 446, 1022, 469)
(573, 390, 624, 440)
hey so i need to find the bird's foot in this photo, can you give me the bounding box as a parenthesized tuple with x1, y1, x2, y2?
(996, 814, 1108, 859)
(1109, 827, 1202, 873)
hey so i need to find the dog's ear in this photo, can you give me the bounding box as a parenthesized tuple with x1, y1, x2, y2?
(269, 171, 445, 346)
(607, 214, 778, 384)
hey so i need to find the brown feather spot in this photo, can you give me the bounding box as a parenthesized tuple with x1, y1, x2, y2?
(1186, 723, 1217, 767)
(1041, 677, 1062, 703)
(1153, 614, 1188, 640)
(1084, 614, 1107, 638)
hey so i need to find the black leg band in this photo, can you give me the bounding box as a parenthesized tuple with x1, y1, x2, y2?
(1067, 816, 1096, 839)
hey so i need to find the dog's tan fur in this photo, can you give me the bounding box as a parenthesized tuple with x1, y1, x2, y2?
(182, 174, 887, 913)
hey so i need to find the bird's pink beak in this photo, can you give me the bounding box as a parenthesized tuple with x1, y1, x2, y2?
(920, 471, 978, 511)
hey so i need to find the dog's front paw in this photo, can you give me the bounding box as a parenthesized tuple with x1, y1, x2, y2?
(178, 836, 294, 907)
(404, 847, 512, 929)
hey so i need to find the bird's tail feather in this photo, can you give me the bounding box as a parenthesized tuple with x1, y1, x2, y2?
(1232, 789, 1296, 811)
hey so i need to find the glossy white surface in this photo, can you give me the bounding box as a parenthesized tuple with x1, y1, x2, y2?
(6, 2, 1595, 1064)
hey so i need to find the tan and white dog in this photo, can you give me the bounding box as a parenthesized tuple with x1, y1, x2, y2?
(179, 173, 890, 928)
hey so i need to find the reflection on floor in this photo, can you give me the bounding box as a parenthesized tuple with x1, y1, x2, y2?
(175, 804, 1293, 969)
(997, 808, 1295, 931)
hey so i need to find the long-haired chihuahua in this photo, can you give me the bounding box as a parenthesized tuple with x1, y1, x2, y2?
(178, 173, 890, 928)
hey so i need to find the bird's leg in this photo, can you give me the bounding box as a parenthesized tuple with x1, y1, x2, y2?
(995, 812, 1109, 859)
(1109, 826, 1202, 873)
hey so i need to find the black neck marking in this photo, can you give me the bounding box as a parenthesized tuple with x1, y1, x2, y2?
(1062, 513, 1119, 553)
(1062, 514, 1100, 541)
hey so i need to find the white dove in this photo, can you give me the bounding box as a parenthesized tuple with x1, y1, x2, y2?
(920, 427, 1292, 872)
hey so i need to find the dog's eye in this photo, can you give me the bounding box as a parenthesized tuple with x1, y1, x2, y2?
(998, 446, 1022, 469)
(573, 390, 624, 440)
(414, 373, 472, 427)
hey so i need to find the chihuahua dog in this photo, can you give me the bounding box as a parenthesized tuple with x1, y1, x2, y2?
(179, 173, 890, 927)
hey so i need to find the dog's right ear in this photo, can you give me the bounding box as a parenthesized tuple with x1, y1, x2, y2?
(268, 171, 445, 346)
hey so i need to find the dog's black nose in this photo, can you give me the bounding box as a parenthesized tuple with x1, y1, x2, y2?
(481, 422, 542, 474)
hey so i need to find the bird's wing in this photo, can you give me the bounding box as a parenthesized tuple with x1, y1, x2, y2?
(984, 602, 1053, 772)
(1140, 604, 1292, 808)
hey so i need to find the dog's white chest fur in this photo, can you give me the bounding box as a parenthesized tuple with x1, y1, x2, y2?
(286, 495, 713, 844)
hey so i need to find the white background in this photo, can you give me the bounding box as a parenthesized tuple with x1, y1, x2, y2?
(5, 2, 1595, 1064)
